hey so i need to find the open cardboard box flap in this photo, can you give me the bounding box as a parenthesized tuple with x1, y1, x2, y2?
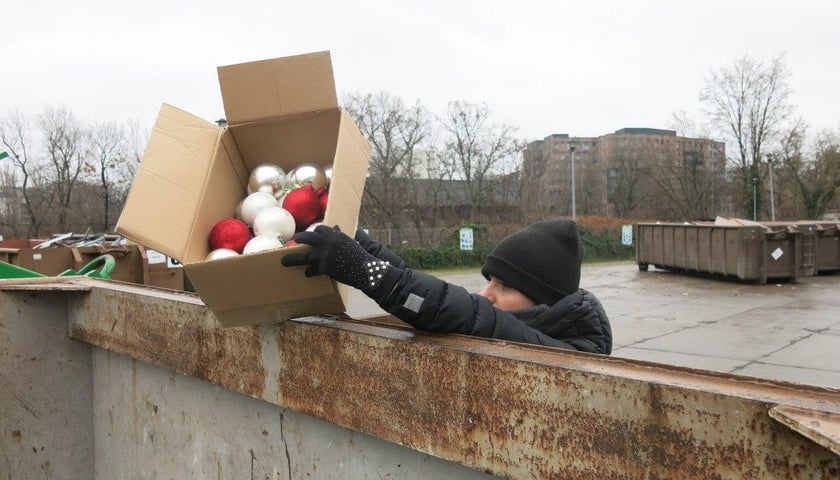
(218, 50, 338, 124)
(117, 51, 371, 327)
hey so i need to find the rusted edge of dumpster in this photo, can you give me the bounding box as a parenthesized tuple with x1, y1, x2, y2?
(5, 278, 840, 479)
(769, 404, 840, 457)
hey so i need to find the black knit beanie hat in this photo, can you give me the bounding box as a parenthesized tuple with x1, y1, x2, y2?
(481, 219, 583, 305)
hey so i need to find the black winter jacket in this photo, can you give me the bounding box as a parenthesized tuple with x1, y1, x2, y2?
(375, 268, 612, 355)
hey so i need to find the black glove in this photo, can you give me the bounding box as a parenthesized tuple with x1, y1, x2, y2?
(354, 229, 406, 269)
(282, 225, 397, 298)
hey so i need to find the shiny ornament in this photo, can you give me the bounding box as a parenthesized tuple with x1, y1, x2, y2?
(282, 184, 323, 230)
(208, 218, 252, 254)
(234, 199, 244, 221)
(305, 222, 324, 232)
(247, 163, 286, 196)
(253, 206, 296, 243)
(240, 191, 279, 226)
(323, 165, 333, 189)
(243, 234, 284, 254)
(286, 163, 328, 190)
(317, 189, 329, 217)
(205, 248, 239, 261)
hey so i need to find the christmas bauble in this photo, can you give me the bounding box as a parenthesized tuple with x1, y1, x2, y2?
(248, 163, 286, 196)
(243, 234, 284, 254)
(205, 248, 239, 261)
(253, 206, 296, 243)
(208, 218, 252, 253)
(323, 165, 333, 189)
(318, 189, 329, 217)
(282, 184, 323, 230)
(286, 163, 328, 190)
(234, 198, 244, 221)
(240, 191, 279, 226)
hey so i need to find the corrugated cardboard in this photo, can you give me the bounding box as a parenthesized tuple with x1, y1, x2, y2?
(116, 51, 371, 327)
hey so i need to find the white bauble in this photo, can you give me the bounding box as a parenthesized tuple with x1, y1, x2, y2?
(205, 248, 239, 261)
(243, 235, 284, 254)
(253, 206, 296, 243)
(240, 191, 279, 226)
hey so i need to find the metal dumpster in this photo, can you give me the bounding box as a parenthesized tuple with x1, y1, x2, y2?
(792, 221, 840, 273)
(0, 235, 186, 290)
(2, 278, 839, 479)
(633, 220, 837, 283)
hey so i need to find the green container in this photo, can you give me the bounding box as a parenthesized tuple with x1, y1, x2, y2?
(0, 255, 115, 280)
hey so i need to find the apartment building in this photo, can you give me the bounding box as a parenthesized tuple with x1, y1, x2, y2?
(522, 128, 726, 219)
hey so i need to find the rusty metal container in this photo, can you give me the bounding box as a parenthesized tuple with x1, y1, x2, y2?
(634, 221, 820, 283)
(1, 237, 185, 290)
(792, 222, 840, 273)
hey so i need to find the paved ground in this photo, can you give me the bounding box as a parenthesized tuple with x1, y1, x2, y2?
(346, 262, 840, 390)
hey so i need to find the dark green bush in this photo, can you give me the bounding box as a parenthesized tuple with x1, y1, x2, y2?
(579, 227, 635, 262)
(389, 226, 632, 270)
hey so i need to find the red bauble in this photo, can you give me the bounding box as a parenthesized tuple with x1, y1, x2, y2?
(208, 218, 252, 254)
(317, 188, 329, 217)
(282, 184, 323, 230)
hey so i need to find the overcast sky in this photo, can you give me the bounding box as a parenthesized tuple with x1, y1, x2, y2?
(3, 0, 838, 142)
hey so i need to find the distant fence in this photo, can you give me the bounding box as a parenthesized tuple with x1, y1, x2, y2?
(364, 228, 450, 248)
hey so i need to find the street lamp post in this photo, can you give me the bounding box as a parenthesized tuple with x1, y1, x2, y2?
(766, 154, 776, 221)
(569, 144, 576, 220)
(752, 177, 759, 221)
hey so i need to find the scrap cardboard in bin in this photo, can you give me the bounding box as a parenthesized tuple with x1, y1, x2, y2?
(116, 51, 371, 328)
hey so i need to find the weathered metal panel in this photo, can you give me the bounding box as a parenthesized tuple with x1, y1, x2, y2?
(46, 279, 840, 480)
(770, 404, 840, 457)
(0, 289, 95, 478)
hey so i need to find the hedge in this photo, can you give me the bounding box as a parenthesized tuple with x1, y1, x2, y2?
(390, 226, 633, 270)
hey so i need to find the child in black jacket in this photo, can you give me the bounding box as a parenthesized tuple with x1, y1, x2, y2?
(282, 219, 612, 355)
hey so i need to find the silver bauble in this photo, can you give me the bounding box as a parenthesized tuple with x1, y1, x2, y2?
(323, 165, 333, 189)
(286, 163, 328, 190)
(248, 164, 286, 195)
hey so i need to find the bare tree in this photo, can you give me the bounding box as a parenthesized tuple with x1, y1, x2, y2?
(649, 149, 727, 220)
(607, 147, 649, 217)
(38, 106, 88, 232)
(343, 91, 430, 229)
(439, 101, 522, 216)
(0, 110, 55, 238)
(699, 54, 794, 217)
(779, 125, 840, 219)
(89, 121, 136, 231)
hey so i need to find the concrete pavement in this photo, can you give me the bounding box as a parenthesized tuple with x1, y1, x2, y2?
(345, 262, 840, 390)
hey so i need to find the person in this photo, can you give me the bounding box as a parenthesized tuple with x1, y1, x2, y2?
(281, 219, 612, 354)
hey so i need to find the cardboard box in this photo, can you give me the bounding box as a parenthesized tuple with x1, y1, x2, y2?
(13, 247, 75, 276)
(72, 244, 186, 291)
(116, 51, 371, 327)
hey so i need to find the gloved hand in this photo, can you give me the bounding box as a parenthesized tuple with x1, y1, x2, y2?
(354, 229, 406, 268)
(282, 225, 394, 296)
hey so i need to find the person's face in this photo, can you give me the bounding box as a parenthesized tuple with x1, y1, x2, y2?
(478, 275, 537, 311)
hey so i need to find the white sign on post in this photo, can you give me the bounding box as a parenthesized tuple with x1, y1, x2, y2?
(621, 225, 633, 246)
(459, 227, 474, 251)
